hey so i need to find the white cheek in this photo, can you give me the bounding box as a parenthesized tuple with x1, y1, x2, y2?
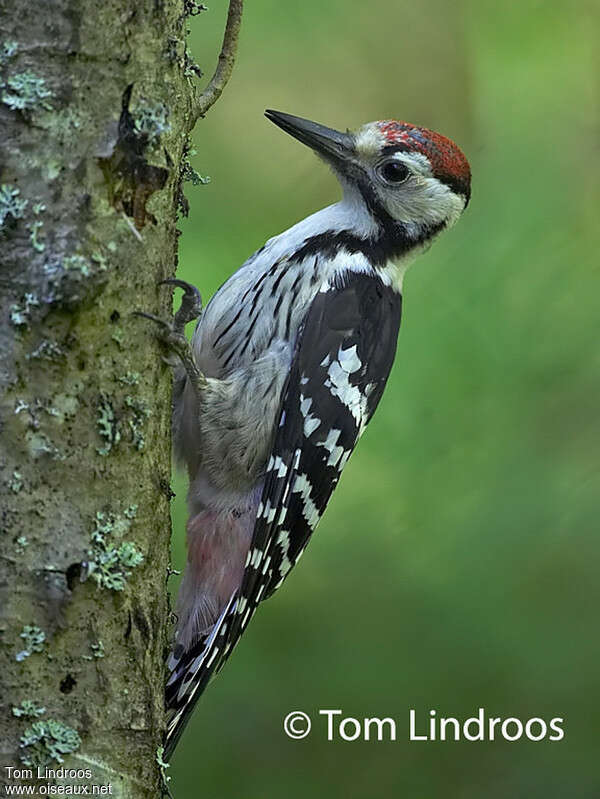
(382, 178, 465, 228)
(442, 192, 466, 228)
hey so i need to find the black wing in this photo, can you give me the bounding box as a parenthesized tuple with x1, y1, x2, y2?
(220, 268, 402, 660)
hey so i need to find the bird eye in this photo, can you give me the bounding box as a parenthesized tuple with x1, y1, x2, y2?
(378, 160, 410, 185)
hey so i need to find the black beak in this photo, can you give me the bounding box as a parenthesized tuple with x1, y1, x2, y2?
(265, 110, 354, 164)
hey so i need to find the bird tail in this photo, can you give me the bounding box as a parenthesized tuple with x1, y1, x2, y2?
(163, 593, 236, 759)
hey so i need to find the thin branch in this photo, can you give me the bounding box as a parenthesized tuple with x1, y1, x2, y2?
(194, 0, 244, 122)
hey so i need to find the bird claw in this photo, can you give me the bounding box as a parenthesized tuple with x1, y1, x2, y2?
(134, 309, 189, 357)
(159, 278, 203, 336)
(134, 310, 171, 331)
(135, 279, 206, 394)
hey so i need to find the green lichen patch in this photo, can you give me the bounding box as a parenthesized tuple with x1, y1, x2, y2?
(91, 250, 108, 270)
(125, 396, 151, 451)
(39, 107, 92, 148)
(10, 292, 39, 327)
(41, 250, 109, 310)
(20, 719, 81, 767)
(2, 71, 53, 112)
(118, 371, 140, 386)
(50, 393, 79, 421)
(62, 254, 92, 277)
(15, 396, 74, 425)
(29, 219, 45, 252)
(96, 395, 121, 456)
(184, 48, 203, 80)
(44, 160, 61, 181)
(97, 392, 151, 454)
(178, 142, 210, 216)
(182, 149, 210, 186)
(81, 639, 105, 661)
(86, 507, 143, 591)
(13, 700, 46, 718)
(9, 471, 23, 494)
(111, 327, 125, 348)
(91, 640, 105, 658)
(133, 99, 171, 145)
(185, 1, 208, 15)
(14, 398, 30, 415)
(58, 253, 104, 296)
(26, 431, 65, 461)
(0, 184, 28, 227)
(16, 625, 46, 661)
(156, 746, 171, 787)
(0, 40, 18, 66)
(26, 339, 66, 361)
(15, 536, 28, 554)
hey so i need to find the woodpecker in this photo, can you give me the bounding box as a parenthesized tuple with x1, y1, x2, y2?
(149, 110, 471, 757)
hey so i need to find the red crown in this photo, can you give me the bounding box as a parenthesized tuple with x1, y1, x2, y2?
(377, 120, 471, 196)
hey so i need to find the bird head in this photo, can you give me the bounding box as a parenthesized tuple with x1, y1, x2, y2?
(265, 110, 471, 250)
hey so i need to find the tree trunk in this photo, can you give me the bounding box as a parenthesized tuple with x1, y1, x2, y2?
(0, 0, 208, 793)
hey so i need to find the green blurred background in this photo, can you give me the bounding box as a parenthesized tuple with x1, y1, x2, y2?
(170, 1, 599, 796)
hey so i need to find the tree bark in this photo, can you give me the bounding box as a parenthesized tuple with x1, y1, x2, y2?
(0, 0, 219, 793)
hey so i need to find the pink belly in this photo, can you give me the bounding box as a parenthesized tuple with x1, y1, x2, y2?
(187, 510, 251, 604)
(175, 505, 255, 650)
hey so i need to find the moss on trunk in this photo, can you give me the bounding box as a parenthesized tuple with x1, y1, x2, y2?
(0, 0, 205, 793)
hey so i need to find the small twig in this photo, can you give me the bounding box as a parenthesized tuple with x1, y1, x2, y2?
(193, 0, 244, 122)
(121, 211, 143, 242)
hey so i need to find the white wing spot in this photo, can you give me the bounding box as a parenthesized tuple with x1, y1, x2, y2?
(276, 529, 290, 547)
(338, 344, 361, 373)
(261, 499, 277, 523)
(339, 450, 352, 470)
(292, 473, 321, 527)
(276, 531, 291, 574)
(304, 416, 321, 437)
(317, 428, 341, 454)
(261, 554, 272, 575)
(300, 392, 321, 437)
(315, 428, 349, 468)
(325, 360, 367, 427)
(300, 394, 312, 417)
(271, 455, 287, 478)
(205, 647, 219, 669)
(329, 446, 348, 468)
(279, 555, 292, 578)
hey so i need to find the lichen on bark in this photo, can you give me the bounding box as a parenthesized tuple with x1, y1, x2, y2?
(0, 0, 209, 794)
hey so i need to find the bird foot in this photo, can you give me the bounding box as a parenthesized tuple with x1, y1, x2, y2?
(135, 279, 206, 393)
(164, 278, 203, 336)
